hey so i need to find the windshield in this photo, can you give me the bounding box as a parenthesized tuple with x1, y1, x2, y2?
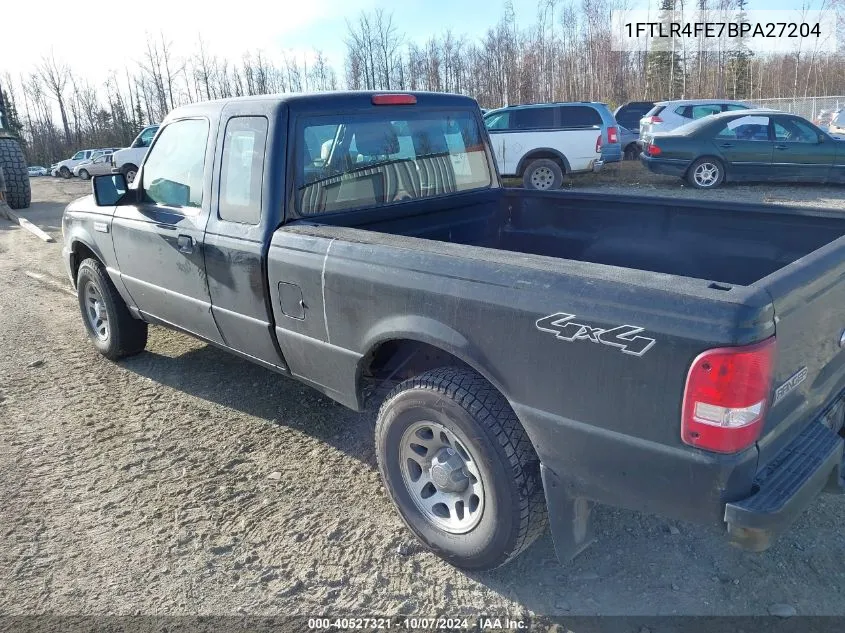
(296, 110, 492, 216)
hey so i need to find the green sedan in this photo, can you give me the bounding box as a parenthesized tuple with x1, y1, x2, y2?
(640, 109, 844, 189)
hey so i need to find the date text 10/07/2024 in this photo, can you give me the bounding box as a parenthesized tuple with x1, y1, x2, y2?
(307, 617, 529, 630)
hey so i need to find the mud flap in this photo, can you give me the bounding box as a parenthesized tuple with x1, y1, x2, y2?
(540, 464, 595, 563)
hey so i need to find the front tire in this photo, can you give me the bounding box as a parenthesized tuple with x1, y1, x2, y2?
(687, 157, 725, 189)
(522, 158, 564, 191)
(375, 367, 547, 571)
(60, 166, 72, 179)
(76, 258, 148, 360)
(78, 169, 90, 180)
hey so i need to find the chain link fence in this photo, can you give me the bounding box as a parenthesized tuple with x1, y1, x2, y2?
(753, 96, 845, 124)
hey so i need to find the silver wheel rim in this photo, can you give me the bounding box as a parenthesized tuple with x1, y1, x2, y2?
(126, 170, 137, 184)
(83, 281, 109, 341)
(529, 166, 555, 190)
(399, 420, 485, 534)
(693, 162, 719, 187)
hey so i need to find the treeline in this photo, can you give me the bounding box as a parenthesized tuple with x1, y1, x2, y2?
(2, 0, 842, 166)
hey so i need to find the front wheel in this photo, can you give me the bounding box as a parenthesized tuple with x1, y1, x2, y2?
(522, 158, 564, 191)
(687, 157, 725, 189)
(76, 258, 148, 360)
(78, 169, 90, 180)
(60, 166, 72, 179)
(375, 367, 547, 571)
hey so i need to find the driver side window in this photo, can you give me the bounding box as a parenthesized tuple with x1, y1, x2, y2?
(141, 119, 209, 209)
(773, 118, 818, 143)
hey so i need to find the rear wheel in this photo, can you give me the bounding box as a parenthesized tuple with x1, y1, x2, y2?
(376, 367, 547, 570)
(121, 164, 138, 184)
(687, 157, 725, 189)
(76, 258, 148, 360)
(624, 144, 640, 160)
(522, 158, 564, 191)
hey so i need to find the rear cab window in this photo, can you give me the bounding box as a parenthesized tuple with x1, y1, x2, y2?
(296, 109, 492, 216)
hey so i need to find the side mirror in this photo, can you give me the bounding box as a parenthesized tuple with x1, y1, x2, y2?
(92, 173, 127, 206)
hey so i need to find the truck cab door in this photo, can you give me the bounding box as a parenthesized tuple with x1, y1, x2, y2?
(111, 117, 224, 344)
(203, 107, 288, 370)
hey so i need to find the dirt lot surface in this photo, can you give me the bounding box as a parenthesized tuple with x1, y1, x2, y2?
(2, 176, 845, 621)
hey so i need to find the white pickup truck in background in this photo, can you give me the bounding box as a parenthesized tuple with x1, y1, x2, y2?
(110, 124, 159, 183)
(483, 102, 610, 190)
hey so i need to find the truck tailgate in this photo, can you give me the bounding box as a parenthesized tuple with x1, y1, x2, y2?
(756, 234, 845, 464)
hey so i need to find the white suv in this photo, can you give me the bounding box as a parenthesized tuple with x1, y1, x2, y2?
(639, 99, 753, 142)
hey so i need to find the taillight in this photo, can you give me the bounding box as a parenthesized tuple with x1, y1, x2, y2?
(372, 94, 417, 105)
(681, 337, 776, 453)
(646, 116, 663, 124)
(646, 143, 661, 156)
(595, 134, 602, 153)
(608, 126, 618, 143)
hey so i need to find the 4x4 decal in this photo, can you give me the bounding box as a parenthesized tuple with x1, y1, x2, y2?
(536, 312, 656, 357)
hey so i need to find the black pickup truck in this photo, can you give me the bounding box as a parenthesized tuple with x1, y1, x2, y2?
(62, 91, 845, 571)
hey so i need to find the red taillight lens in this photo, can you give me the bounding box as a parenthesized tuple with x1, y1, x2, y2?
(681, 338, 776, 453)
(608, 126, 618, 143)
(647, 116, 664, 124)
(646, 143, 661, 156)
(372, 94, 417, 105)
(595, 134, 602, 153)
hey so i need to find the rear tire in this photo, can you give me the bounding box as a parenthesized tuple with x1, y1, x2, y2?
(0, 137, 32, 209)
(121, 164, 138, 184)
(76, 258, 148, 360)
(686, 157, 725, 189)
(375, 367, 547, 571)
(624, 144, 640, 160)
(522, 158, 564, 191)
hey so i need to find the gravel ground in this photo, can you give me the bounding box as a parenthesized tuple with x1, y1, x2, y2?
(2, 177, 845, 621)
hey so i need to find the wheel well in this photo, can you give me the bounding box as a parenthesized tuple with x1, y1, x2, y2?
(358, 339, 471, 406)
(517, 151, 567, 176)
(70, 242, 99, 286)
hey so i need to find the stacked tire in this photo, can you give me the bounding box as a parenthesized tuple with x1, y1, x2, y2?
(0, 137, 31, 209)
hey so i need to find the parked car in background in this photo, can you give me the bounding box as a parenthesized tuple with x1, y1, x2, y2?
(483, 102, 612, 189)
(52, 149, 99, 178)
(639, 99, 753, 143)
(73, 153, 115, 180)
(814, 109, 837, 130)
(618, 125, 640, 160)
(27, 166, 48, 177)
(111, 125, 160, 183)
(614, 101, 655, 134)
(640, 109, 842, 188)
(825, 110, 845, 137)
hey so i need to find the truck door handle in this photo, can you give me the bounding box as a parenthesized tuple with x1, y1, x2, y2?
(177, 234, 194, 253)
(719, 143, 734, 148)
(775, 144, 788, 150)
